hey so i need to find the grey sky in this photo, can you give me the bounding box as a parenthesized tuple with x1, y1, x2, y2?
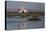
(7, 1, 44, 12)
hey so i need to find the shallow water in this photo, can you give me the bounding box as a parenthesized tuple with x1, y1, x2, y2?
(6, 16, 44, 30)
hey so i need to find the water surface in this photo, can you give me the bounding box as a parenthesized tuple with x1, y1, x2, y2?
(7, 16, 44, 30)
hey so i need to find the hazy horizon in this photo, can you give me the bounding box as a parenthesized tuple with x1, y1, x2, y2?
(7, 1, 44, 12)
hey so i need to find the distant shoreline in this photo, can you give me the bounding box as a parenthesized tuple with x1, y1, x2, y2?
(6, 11, 44, 16)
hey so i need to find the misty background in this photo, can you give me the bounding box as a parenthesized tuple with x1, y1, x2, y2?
(7, 1, 44, 12)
